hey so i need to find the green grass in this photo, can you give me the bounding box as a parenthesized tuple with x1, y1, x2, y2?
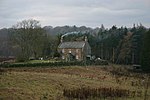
(27, 59, 60, 63)
(0, 65, 150, 100)
(14, 59, 59, 64)
(1, 60, 87, 68)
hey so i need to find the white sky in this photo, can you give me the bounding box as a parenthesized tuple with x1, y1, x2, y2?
(0, 0, 150, 28)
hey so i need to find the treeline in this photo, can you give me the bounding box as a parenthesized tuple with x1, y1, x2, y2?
(63, 24, 148, 65)
(0, 19, 149, 71)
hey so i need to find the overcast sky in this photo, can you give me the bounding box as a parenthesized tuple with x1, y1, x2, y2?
(0, 0, 150, 29)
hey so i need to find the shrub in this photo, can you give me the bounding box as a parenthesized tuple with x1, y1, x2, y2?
(0, 61, 85, 68)
(63, 87, 133, 99)
(93, 59, 109, 65)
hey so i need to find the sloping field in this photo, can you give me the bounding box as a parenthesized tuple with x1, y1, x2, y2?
(0, 66, 149, 100)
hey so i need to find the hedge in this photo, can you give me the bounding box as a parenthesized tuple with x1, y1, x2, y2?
(0, 60, 108, 68)
(0, 61, 85, 68)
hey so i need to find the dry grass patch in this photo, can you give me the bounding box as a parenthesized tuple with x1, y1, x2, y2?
(0, 66, 149, 100)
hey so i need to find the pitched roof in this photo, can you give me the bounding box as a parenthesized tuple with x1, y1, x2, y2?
(58, 41, 85, 49)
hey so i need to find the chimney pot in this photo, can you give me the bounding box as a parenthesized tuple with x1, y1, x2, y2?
(85, 36, 88, 42)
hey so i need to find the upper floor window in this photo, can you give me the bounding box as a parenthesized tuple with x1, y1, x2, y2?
(69, 49, 71, 53)
(76, 49, 79, 53)
(62, 49, 65, 53)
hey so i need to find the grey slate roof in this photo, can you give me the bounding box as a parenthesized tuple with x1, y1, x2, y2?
(58, 41, 85, 49)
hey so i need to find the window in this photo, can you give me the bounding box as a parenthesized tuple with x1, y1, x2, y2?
(69, 49, 71, 53)
(76, 49, 79, 53)
(76, 55, 79, 59)
(62, 55, 65, 59)
(62, 49, 65, 53)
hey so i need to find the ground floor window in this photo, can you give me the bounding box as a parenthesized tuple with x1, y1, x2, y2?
(76, 55, 79, 59)
(62, 55, 65, 59)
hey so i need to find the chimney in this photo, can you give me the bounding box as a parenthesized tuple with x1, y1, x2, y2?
(61, 36, 63, 43)
(85, 36, 88, 42)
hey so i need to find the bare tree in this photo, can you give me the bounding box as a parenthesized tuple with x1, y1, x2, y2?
(12, 19, 48, 61)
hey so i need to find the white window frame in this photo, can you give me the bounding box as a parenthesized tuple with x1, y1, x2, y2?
(62, 49, 65, 53)
(76, 55, 79, 59)
(76, 49, 79, 53)
(62, 55, 65, 59)
(69, 49, 71, 53)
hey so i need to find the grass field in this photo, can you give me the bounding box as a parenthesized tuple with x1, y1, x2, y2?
(0, 65, 150, 100)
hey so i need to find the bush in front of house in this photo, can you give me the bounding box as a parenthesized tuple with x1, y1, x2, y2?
(0, 61, 86, 68)
(93, 59, 109, 65)
(0, 59, 109, 68)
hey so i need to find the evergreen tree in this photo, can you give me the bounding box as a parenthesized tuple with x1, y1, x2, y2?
(141, 30, 150, 72)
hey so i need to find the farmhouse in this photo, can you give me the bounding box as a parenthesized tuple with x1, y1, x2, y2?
(58, 36, 91, 61)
